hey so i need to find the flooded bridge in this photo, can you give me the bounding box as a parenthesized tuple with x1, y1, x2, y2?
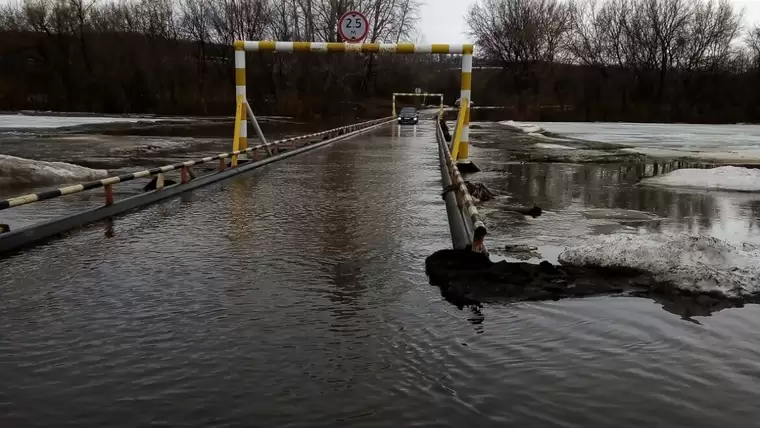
(3, 41, 760, 428)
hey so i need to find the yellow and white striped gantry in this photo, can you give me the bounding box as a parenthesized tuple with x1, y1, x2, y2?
(233, 40, 474, 166)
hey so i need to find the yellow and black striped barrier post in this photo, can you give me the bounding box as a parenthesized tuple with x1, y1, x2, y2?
(231, 95, 243, 167)
(233, 40, 477, 171)
(457, 48, 477, 172)
(451, 99, 468, 160)
(234, 43, 247, 160)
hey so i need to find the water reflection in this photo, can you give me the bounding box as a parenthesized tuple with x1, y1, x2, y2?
(3, 123, 760, 427)
(474, 160, 760, 251)
(314, 139, 365, 308)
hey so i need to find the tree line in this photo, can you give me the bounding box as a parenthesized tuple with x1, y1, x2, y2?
(0, 0, 430, 118)
(1, 0, 760, 123)
(469, 0, 760, 123)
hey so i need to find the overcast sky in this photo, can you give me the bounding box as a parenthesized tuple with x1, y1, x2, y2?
(1, 0, 759, 44)
(418, 0, 760, 44)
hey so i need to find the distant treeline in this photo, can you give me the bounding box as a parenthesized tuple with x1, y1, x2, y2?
(0, 0, 429, 119)
(469, 0, 760, 123)
(1, 0, 760, 123)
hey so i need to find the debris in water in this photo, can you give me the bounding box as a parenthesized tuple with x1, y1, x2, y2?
(502, 204, 542, 218)
(465, 181, 495, 202)
(500, 244, 542, 260)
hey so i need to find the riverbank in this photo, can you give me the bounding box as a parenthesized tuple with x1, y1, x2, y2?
(0, 112, 371, 197)
(492, 119, 760, 165)
(458, 117, 760, 316)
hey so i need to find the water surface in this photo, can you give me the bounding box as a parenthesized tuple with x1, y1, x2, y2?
(2, 121, 760, 427)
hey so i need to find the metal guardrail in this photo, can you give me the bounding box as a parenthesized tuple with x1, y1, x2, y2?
(436, 119, 470, 250)
(0, 117, 392, 211)
(435, 118, 487, 252)
(0, 117, 395, 254)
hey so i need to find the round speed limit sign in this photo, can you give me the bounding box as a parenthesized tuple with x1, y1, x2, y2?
(338, 11, 369, 43)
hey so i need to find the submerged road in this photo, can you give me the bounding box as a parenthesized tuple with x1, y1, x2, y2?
(2, 121, 760, 427)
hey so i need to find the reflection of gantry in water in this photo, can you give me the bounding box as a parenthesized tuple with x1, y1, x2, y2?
(391, 92, 444, 117)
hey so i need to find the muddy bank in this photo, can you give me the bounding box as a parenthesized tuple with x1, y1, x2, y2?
(425, 248, 759, 318)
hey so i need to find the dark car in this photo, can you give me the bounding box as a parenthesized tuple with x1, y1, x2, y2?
(397, 107, 419, 125)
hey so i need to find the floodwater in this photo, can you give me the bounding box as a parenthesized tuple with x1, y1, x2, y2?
(0, 114, 167, 129)
(473, 157, 760, 261)
(0, 113, 334, 202)
(2, 119, 760, 427)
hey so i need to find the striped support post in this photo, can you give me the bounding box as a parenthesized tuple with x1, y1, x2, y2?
(234, 43, 247, 160)
(458, 49, 473, 166)
(239, 42, 472, 55)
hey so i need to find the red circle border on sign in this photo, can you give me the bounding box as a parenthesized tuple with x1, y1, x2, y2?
(338, 11, 369, 43)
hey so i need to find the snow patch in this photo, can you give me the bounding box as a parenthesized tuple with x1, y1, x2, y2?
(559, 233, 760, 297)
(623, 147, 760, 163)
(0, 154, 108, 187)
(500, 120, 544, 134)
(535, 142, 578, 150)
(640, 166, 760, 192)
(0, 114, 161, 129)
(108, 139, 193, 156)
(500, 120, 575, 144)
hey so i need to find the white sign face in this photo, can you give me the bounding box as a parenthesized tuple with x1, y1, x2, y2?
(338, 11, 369, 43)
(415, 87, 422, 94)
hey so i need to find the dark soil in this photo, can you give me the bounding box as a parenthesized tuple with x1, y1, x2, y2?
(425, 247, 758, 319)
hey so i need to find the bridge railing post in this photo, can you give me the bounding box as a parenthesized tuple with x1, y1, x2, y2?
(458, 51, 473, 167)
(231, 95, 244, 167)
(104, 184, 114, 206)
(450, 100, 468, 160)
(234, 43, 248, 161)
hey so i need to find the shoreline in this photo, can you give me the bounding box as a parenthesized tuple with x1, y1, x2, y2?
(478, 120, 760, 166)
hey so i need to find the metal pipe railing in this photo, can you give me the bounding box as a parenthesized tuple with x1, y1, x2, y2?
(436, 118, 487, 252)
(437, 119, 470, 250)
(0, 117, 394, 253)
(0, 117, 392, 211)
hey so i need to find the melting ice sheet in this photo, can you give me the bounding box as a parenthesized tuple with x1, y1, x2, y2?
(559, 232, 760, 298)
(639, 166, 760, 192)
(0, 154, 108, 187)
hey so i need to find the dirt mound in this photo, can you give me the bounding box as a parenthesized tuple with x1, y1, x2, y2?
(424, 248, 757, 318)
